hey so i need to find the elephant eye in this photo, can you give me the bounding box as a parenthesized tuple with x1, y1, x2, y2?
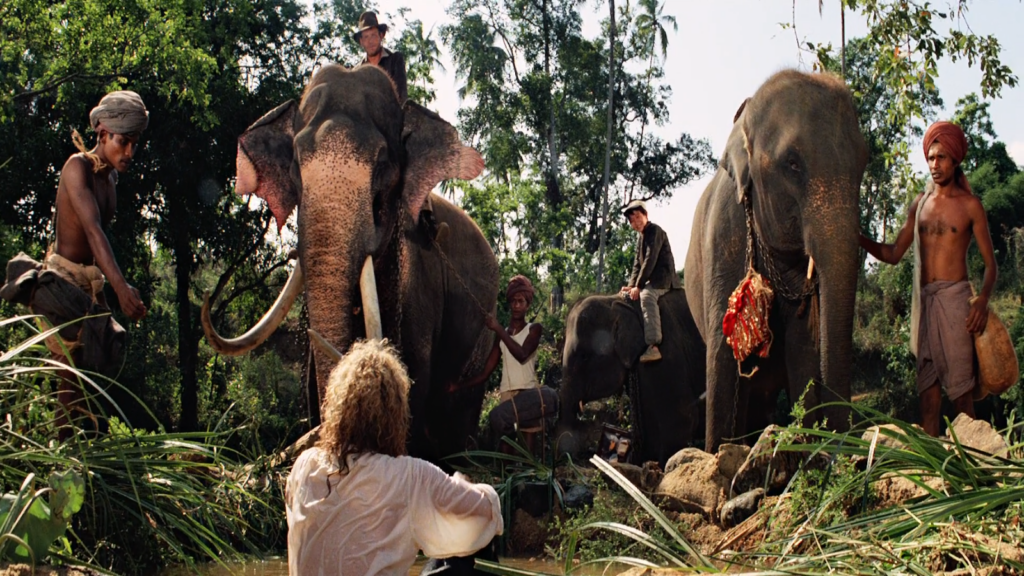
(787, 157, 801, 172)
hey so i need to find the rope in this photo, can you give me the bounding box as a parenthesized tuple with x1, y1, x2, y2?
(431, 236, 490, 319)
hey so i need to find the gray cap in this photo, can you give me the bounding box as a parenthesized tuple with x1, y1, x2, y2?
(622, 199, 647, 217)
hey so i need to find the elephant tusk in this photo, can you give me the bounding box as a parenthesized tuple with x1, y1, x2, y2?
(807, 256, 816, 280)
(360, 255, 384, 341)
(202, 259, 304, 356)
(308, 329, 343, 363)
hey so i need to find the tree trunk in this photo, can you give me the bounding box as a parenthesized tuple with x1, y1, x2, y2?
(596, 0, 616, 292)
(543, 0, 564, 312)
(171, 188, 199, 432)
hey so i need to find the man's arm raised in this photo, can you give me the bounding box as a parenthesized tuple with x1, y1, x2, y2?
(967, 196, 997, 333)
(859, 193, 921, 265)
(62, 158, 146, 320)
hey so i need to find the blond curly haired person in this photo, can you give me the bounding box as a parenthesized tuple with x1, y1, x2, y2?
(285, 340, 503, 575)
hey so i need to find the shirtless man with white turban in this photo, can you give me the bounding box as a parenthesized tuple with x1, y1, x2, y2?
(56, 90, 149, 321)
(49, 90, 149, 433)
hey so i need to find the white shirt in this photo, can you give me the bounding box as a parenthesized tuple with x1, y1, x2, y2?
(286, 448, 503, 575)
(498, 323, 540, 394)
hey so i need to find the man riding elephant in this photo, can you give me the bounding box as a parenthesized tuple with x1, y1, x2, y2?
(620, 199, 681, 364)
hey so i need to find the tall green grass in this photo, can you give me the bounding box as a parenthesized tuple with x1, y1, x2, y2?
(476, 401, 1024, 575)
(1, 314, 286, 574)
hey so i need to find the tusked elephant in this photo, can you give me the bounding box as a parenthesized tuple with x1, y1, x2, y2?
(200, 64, 499, 463)
(685, 70, 869, 452)
(557, 290, 706, 466)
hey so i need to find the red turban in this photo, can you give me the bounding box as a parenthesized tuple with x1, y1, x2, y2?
(506, 275, 535, 304)
(923, 121, 971, 192)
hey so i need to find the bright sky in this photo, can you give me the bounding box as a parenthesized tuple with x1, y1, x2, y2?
(358, 1, 1024, 259)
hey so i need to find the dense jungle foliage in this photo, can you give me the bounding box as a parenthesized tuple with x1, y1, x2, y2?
(1, 0, 1022, 572)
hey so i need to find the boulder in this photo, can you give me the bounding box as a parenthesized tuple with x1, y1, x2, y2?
(717, 443, 751, 480)
(730, 425, 828, 497)
(665, 447, 713, 475)
(719, 488, 765, 528)
(947, 413, 1009, 457)
(654, 449, 728, 517)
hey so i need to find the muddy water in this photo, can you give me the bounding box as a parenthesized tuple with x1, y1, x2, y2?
(163, 557, 621, 575)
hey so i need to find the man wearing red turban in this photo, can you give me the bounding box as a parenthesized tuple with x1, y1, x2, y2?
(859, 121, 998, 437)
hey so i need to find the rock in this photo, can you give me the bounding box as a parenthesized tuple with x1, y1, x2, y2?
(654, 450, 729, 517)
(860, 424, 913, 451)
(563, 484, 594, 511)
(730, 425, 828, 497)
(948, 413, 1009, 457)
(717, 443, 751, 480)
(609, 462, 644, 489)
(719, 488, 765, 528)
(665, 447, 714, 474)
(641, 461, 663, 492)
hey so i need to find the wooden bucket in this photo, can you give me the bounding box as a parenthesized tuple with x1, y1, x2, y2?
(971, 302, 1019, 401)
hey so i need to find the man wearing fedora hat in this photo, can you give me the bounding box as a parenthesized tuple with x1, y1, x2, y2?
(353, 11, 408, 104)
(620, 200, 680, 363)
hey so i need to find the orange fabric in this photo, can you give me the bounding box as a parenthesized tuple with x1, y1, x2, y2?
(923, 121, 972, 192)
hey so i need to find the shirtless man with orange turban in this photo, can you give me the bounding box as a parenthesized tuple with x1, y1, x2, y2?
(859, 121, 997, 436)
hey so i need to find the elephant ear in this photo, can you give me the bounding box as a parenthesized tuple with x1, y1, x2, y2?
(401, 101, 484, 221)
(612, 302, 646, 368)
(722, 98, 753, 204)
(236, 100, 299, 232)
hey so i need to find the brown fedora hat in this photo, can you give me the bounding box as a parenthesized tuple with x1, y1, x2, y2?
(352, 11, 388, 41)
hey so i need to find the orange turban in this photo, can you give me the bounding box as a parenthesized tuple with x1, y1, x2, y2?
(923, 121, 971, 192)
(506, 275, 535, 304)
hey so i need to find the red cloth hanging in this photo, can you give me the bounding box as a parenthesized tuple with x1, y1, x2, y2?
(722, 268, 774, 376)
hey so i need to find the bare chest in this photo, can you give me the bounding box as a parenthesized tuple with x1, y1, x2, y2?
(918, 195, 971, 239)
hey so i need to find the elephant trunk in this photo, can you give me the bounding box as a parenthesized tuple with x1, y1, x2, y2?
(808, 193, 859, 431)
(201, 262, 305, 355)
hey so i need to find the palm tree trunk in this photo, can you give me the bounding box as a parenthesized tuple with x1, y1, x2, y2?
(596, 0, 616, 292)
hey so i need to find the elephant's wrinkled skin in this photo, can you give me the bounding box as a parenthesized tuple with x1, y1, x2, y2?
(558, 291, 706, 466)
(202, 64, 499, 462)
(685, 70, 868, 452)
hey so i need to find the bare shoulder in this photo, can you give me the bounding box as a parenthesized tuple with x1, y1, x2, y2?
(59, 154, 89, 181)
(961, 192, 987, 219)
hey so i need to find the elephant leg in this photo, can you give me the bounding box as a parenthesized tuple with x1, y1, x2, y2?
(706, 330, 743, 453)
(783, 308, 823, 428)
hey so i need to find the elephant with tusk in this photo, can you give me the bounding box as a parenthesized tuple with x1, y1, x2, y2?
(685, 70, 869, 452)
(201, 64, 499, 463)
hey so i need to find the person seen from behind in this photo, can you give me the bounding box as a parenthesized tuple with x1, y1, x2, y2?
(285, 339, 502, 575)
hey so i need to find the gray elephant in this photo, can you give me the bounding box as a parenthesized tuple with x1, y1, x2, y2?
(685, 70, 869, 452)
(201, 64, 499, 462)
(558, 291, 706, 466)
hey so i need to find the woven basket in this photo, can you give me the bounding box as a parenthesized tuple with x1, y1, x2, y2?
(972, 304, 1019, 400)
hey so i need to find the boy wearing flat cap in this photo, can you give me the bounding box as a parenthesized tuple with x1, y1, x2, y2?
(860, 121, 998, 437)
(620, 200, 681, 363)
(354, 11, 408, 104)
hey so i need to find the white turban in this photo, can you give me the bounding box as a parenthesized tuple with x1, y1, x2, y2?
(89, 91, 149, 135)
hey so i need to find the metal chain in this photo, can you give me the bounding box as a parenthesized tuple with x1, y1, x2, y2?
(743, 189, 817, 301)
(754, 232, 817, 301)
